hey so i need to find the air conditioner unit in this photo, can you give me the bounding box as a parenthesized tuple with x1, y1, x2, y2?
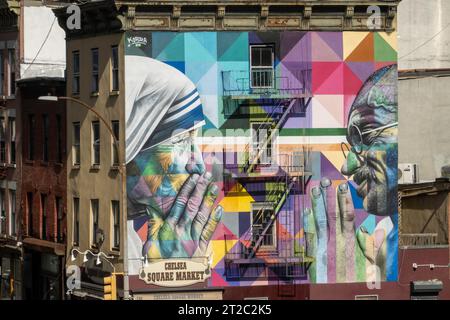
(398, 163, 419, 184)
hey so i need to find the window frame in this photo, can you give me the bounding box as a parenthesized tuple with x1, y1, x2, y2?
(8, 117, 15, 164)
(28, 115, 35, 161)
(41, 194, 47, 240)
(72, 50, 80, 95)
(251, 202, 277, 251)
(111, 45, 119, 92)
(91, 48, 99, 94)
(56, 115, 62, 163)
(0, 117, 5, 163)
(27, 192, 33, 237)
(91, 199, 99, 247)
(73, 197, 80, 246)
(251, 122, 273, 165)
(42, 114, 49, 162)
(91, 121, 100, 166)
(0, 189, 5, 235)
(72, 122, 80, 166)
(7, 48, 15, 96)
(111, 200, 120, 249)
(0, 50, 3, 96)
(55, 196, 63, 243)
(249, 44, 275, 89)
(111, 120, 119, 166)
(8, 190, 15, 236)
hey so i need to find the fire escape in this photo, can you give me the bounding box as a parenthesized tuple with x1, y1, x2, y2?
(222, 67, 314, 282)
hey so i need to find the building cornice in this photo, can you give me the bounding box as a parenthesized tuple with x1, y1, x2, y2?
(54, 0, 401, 39)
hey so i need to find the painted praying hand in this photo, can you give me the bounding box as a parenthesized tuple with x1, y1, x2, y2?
(303, 177, 393, 283)
(143, 172, 223, 259)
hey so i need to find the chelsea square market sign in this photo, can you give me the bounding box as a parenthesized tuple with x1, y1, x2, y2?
(139, 259, 211, 287)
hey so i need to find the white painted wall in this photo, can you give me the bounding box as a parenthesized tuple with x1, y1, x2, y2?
(398, 0, 450, 69)
(398, 76, 450, 181)
(21, 4, 66, 79)
(398, 0, 450, 181)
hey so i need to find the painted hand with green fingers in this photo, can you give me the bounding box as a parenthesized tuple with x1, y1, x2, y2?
(303, 177, 393, 283)
(143, 171, 223, 259)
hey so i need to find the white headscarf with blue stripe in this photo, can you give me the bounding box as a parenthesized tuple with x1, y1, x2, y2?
(125, 55, 205, 164)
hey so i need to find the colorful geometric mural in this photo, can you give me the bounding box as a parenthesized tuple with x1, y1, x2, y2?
(124, 31, 398, 287)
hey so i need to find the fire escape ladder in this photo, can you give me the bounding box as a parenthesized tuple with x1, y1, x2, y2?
(243, 98, 297, 173)
(247, 176, 298, 259)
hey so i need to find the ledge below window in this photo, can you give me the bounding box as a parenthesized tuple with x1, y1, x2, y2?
(109, 90, 120, 96)
(90, 92, 99, 97)
(90, 164, 100, 171)
(72, 164, 80, 170)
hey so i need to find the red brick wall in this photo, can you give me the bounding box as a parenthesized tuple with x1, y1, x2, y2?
(19, 83, 67, 243)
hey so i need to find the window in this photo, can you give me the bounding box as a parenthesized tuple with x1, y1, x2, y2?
(72, 122, 80, 165)
(8, 49, 15, 96)
(28, 115, 35, 160)
(251, 123, 272, 165)
(0, 118, 5, 163)
(111, 120, 119, 166)
(0, 189, 5, 235)
(251, 203, 276, 249)
(9, 190, 15, 236)
(56, 196, 63, 242)
(250, 45, 274, 88)
(27, 192, 33, 236)
(111, 46, 119, 91)
(72, 51, 80, 95)
(91, 48, 99, 93)
(56, 115, 62, 163)
(92, 121, 100, 165)
(42, 114, 49, 162)
(112, 200, 120, 248)
(91, 199, 99, 246)
(0, 51, 3, 95)
(8, 118, 15, 164)
(41, 194, 47, 240)
(73, 197, 79, 246)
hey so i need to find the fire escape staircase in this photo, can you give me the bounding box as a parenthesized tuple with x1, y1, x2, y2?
(241, 98, 298, 174)
(244, 176, 298, 259)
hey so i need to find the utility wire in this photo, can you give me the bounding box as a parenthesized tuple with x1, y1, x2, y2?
(399, 23, 450, 60)
(22, 16, 57, 77)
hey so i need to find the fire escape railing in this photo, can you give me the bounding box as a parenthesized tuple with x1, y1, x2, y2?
(222, 69, 311, 97)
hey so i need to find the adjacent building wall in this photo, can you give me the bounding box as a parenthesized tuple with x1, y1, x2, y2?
(397, 0, 450, 70)
(398, 0, 450, 181)
(21, 2, 66, 79)
(398, 75, 450, 181)
(65, 33, 126, 273)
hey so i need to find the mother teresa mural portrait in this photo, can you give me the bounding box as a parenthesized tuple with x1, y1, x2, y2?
(125, 45, 222, 273)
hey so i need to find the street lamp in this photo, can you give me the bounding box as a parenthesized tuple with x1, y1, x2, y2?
(38, 95, 130, 300)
